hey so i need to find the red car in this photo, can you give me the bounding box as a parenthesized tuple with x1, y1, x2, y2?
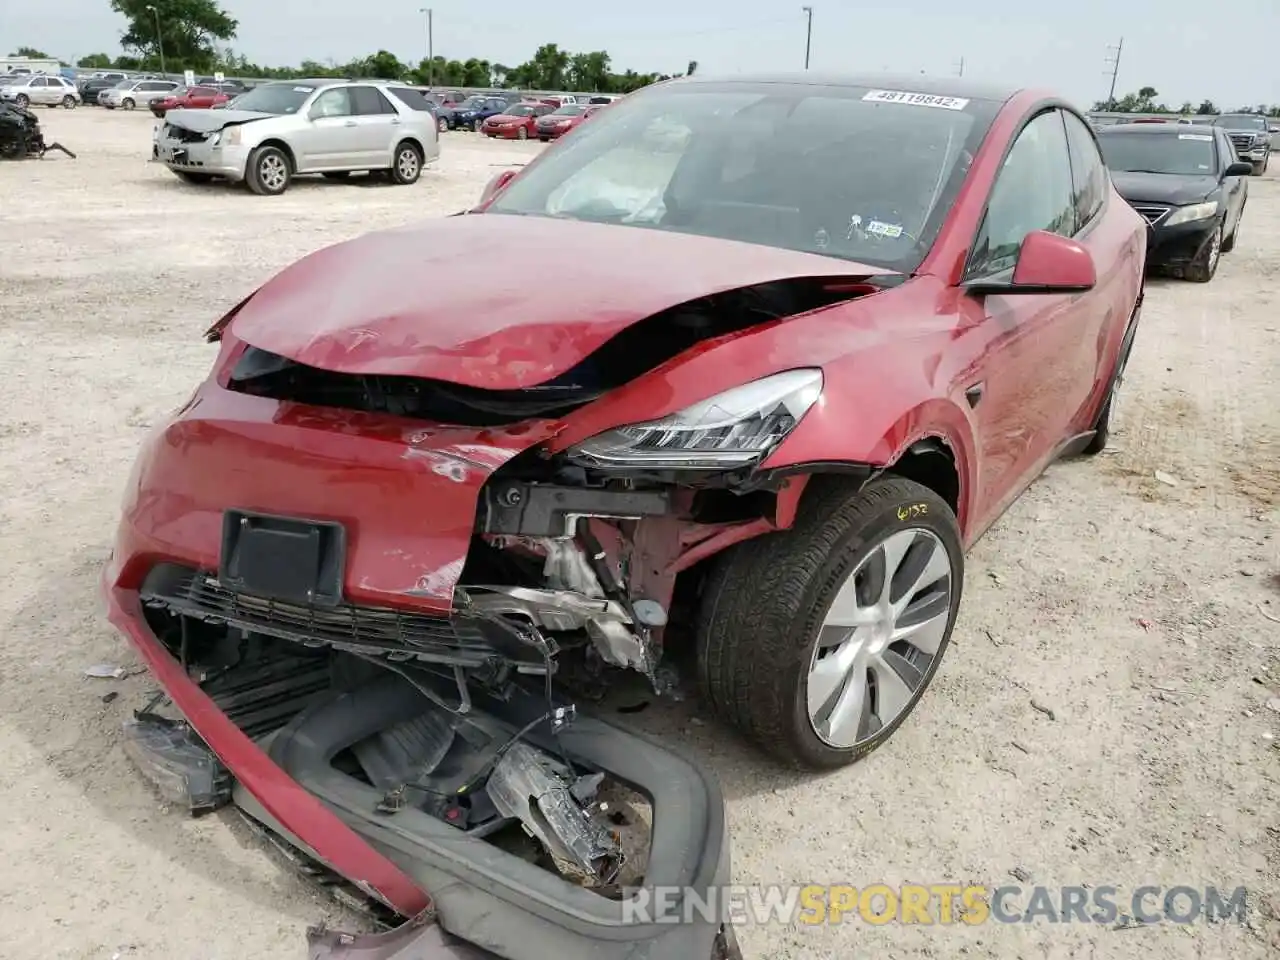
(535, 103, 604, 141)
(150, 84, 230, 117)
(104, 73, 1142, 959)
(481, 101, 553, 139)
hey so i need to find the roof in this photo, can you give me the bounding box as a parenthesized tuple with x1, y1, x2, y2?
(673, 71, 1021, 104)
(1098, 122, 1218, 135)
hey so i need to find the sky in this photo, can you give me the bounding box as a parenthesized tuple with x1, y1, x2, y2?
(7, 0, 1278, 110)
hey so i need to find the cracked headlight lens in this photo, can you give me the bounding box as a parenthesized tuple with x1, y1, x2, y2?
(567, 369, 823, 470)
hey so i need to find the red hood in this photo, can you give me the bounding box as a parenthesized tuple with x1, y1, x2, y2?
(227, 214, 889, 387)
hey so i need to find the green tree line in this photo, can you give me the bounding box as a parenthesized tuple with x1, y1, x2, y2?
(1092, 86, 1280, 118)
(46, 0, 675, 91)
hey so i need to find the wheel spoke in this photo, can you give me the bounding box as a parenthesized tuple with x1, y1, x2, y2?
(816, 660, 870, 747)
(869, 652, 916, 727)
(825, 576, 882, 628)
(807, 637, 863, 717)
(891, 536, 950, 613)
(891, 591, 950, 655)
(876, 530, 919, 604)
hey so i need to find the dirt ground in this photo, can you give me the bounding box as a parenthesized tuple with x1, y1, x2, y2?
(0, 107, 1276, 960)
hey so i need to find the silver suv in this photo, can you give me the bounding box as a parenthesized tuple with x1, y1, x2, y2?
(102, 78, 181, 110)
(154, 78, 441, 195)
(0, 74, 81, 108)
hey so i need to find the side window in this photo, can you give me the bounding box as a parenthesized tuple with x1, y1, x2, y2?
(31, 78, 48, 87)
(1062, 111, 1108, 229)
(968, 109, 1076, 278)
(388, 87, 434, 112)
(350, 86, 395, 115)
(310, 88, 353, 118)
(1216, 130, 1234, 169)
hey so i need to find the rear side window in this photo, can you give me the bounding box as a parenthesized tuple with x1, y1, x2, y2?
(388, 87, 435, 112)
(351, 86, 395, 115)
(1061, 111, 1108, 229)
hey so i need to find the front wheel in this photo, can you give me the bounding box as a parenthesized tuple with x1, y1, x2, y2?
(472, 119, 483, 132)
(1184, 222, 1222, 283)
(122, 97, 135, 110)
(516, 126, 528, 140)
(245, 145, 292, 196)
(437, 116, 448, 133)
(696, 476, 963, 770)
(390, 141, 423, 185)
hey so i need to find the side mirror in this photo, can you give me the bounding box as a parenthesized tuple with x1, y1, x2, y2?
(1269, 125, 1280, 135)
(965, 230, 1096, 295)
(1224, 160, 1253, 177)
(476, 168, 518, 208)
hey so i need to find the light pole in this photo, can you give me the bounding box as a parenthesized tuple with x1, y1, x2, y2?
(801, 6, 813, 70)
(419, 7, 434, 88)
(146, 4, 166, 76)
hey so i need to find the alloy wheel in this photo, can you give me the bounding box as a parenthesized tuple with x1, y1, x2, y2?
(1207, 226, 1222, 274)
(397, 148, 420, 180)
(806, 527, 955, 749)
(259, 154, 288, 192)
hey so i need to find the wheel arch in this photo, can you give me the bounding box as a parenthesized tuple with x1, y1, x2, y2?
(254, 138, 296, 172)
(395, 136, 425, 159)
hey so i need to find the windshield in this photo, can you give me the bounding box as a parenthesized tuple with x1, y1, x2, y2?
(486, 82, 997, 271)
(504, 104, 537, 117)
(1097, 131, 1217, 176)
(552, 104, 586, 116)
(230, 83, 315, 115)
(1213, 114, 1266, 131)
(112, 80, 133, 89)
(456, 96, 486, 110)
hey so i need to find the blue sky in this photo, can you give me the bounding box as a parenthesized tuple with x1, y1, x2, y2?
(12, 0, 1278, 110)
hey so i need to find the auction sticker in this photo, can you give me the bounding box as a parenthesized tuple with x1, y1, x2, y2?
(1178, 133, 1213, 141)
(863, 89, 970, 110)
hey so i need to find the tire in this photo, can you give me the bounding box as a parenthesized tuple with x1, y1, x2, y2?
(516, 126, 528, 140)
(174, 171, 213, 185)
(15, 94, 28, 108)
(122, 97, 135, 110)
(1183, 221, 1222, 283)
(62, 95, 76, 109)
(696, 476, 963, 770)
(245, 144, 292, 196)
(322, 171, 351, 181)
(390, 141, 423, 185)
(539, 136, 549, 142)
(437, 116, 448, 133)
(473, 119, 483, 132)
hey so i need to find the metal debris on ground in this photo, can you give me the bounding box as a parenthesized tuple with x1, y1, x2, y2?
(1154, 470, 1179, 486)
(1030, 699, 1056, 721)
(85, 663, 127, 679)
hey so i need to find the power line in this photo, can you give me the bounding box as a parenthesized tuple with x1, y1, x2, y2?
(1102, 37, 1123, 107)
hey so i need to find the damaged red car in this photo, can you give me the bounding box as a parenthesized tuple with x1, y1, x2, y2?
(104, 73, 1144, 958)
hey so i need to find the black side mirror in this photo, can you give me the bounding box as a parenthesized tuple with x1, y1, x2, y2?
(1224, 160, 1253, 177)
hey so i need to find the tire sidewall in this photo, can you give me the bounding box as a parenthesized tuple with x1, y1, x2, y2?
(248, 146, 290, 195)
(786, 482, 964, 767)
(392, 142, 422, 185)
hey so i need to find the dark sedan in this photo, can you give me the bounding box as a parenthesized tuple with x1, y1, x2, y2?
(1096, 122, 1251, 282)
(437, 94, 519, 132)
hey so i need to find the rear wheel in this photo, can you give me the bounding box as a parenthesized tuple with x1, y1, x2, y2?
(245, 145, 291, 196)
(436, 116, 448, 133)
(61, 95, 77, 109)
(696, 477, 963, 770)
(1184, 222, 1222, 283)
(390, 141, 423, 185)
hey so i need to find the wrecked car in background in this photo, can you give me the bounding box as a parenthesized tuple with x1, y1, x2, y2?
(104, 73, 1144, 957)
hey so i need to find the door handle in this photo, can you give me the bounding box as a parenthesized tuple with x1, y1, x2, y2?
(390, 118, 401, 125)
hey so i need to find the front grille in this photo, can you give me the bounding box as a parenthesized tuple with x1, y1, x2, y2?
(140, 564, 499, 667)
(1130, 203, 1171, 226)
(1228, 134, 1253, 152)
(164, 123, 209, 144)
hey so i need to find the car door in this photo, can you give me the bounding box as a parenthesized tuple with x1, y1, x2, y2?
(293, 87, 363, 170)
(347, 86, 401, 166)
(28, 77, 51, 105)
(958, 108, 1102, 533)
(1214, 129, 1247, 234)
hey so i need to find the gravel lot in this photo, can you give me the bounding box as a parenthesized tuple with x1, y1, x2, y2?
(1, 107, 1277, 960)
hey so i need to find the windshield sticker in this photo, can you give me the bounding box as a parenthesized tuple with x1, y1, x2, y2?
(862, 89, 970, 110)
(846, 214, 863, 240)
(866, 220, 904, 239)
(813, 228, 830, 249)
(1178, 133, 1213, 141)
(293, 86, 312, 93)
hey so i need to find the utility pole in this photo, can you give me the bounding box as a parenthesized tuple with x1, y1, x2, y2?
(955, 56, 965, 77)
(146, 4, 166, 76)
(801, 6, 813, 70)
(1103, 37, 1123, 109)
(419, 7, 434, 88)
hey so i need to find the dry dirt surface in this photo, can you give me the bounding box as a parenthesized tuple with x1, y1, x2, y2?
(0, 107, 1277, 960)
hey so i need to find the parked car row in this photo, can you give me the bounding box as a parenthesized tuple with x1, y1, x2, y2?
(0, 73, 81, 108)
(434, 91, 617, 133)
(152, 78, 440, 196)
(1089, 112, 1275, 175)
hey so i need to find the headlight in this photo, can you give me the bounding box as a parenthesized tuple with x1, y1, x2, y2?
(224, 126, 240, 146)
(566, 369, 823, 470)
(1164, 200, 1218, 226)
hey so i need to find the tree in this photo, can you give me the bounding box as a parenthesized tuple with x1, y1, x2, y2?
(10, 46, 53, 58)
(77, 53, 115, 68)
(1196, 99, 1217, 115)
(109, 0, 238, 72)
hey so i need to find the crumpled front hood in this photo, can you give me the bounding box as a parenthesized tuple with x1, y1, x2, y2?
(227, 213, 890, 387)
(165, 108, 274, 133)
